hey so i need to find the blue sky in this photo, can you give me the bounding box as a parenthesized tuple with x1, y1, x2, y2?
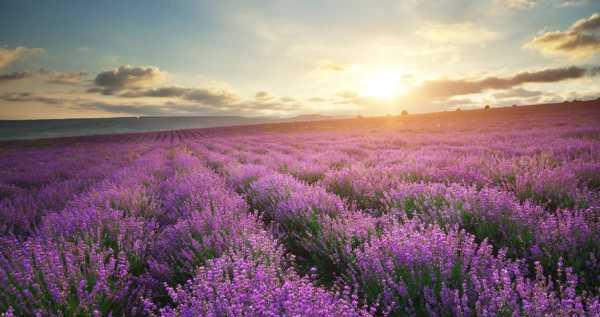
(1, 0, 599, 119)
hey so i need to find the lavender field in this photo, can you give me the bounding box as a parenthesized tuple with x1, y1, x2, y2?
(1, 102, 599, 316)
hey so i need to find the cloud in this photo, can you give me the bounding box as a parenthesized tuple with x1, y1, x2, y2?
(0, 47, 45, 69)
(308, 97, 325, 102)
(1, 85, 298, 117)
(408, 65, 596, 100)
(184, 87, 241, 106)
(114, 83, 298, 113)
(496, 0, 537, 9)
(560, 0, 589, 7)
(92, 65, 167, 94)
(318, 60, 352, 72)
(47, 71, 87, 85)
(127, 86, 240, 106)
(588, 66, 600, 75)
(335, 90, 359, 99)
(0, 71, 34, 83)
(333, 90, 391, 113)
(0, 90, 297, 118)
(0, 69, 86, 85)
(331, 90, 389, 112)
(417, 22, 499, 44)
(571, 13, 600, 33)
(255, 91, 276, 101)
(0, 58, 352, 117)
(525, 13, 600, 59)
(255, 91, 269, 98)
(120, 86, 189, 98)
(492, 88, 544, 99)
(0, 92, 65, 105)
(105, 75, 246, 109)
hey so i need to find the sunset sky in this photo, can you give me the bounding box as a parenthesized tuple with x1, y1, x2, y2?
(1, 0, 600, 119)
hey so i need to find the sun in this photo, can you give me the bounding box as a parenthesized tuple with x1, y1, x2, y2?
(361, 70, 403, 100)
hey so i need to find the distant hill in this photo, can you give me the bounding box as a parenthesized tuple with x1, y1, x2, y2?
(0, 116, 253, 140)
(0, 114, 343, 140)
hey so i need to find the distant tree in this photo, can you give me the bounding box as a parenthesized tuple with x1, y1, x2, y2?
(356, 114, 363, 119)
(484, 105, 491, 110)
(455, 108, 462, 112)
(512, 104, 518, 107)
(401, 110, 408, 116)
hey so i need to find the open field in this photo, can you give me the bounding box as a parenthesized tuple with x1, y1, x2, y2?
(1, 101, 599, 316)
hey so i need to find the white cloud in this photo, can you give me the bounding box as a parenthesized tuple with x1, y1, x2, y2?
(497, 0, 537, 10)
(525, 13, 600, 59)
(0, 47, 45, 69)
(92, 65, 168, 94)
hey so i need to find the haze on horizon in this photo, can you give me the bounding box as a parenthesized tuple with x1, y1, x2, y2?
(1, 0, 600, 120)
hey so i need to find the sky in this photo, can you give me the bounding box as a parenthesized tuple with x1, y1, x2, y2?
(1, 0, 600, 120)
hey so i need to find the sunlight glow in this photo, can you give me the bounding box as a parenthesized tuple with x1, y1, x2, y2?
(361, 70, 403, 100)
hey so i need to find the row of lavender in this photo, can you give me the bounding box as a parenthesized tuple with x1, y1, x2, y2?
(0, 110, 598, 316)
(213, 129, 599, 283)
(0, 140, 370, 316)
(190, 124, 599, 315)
